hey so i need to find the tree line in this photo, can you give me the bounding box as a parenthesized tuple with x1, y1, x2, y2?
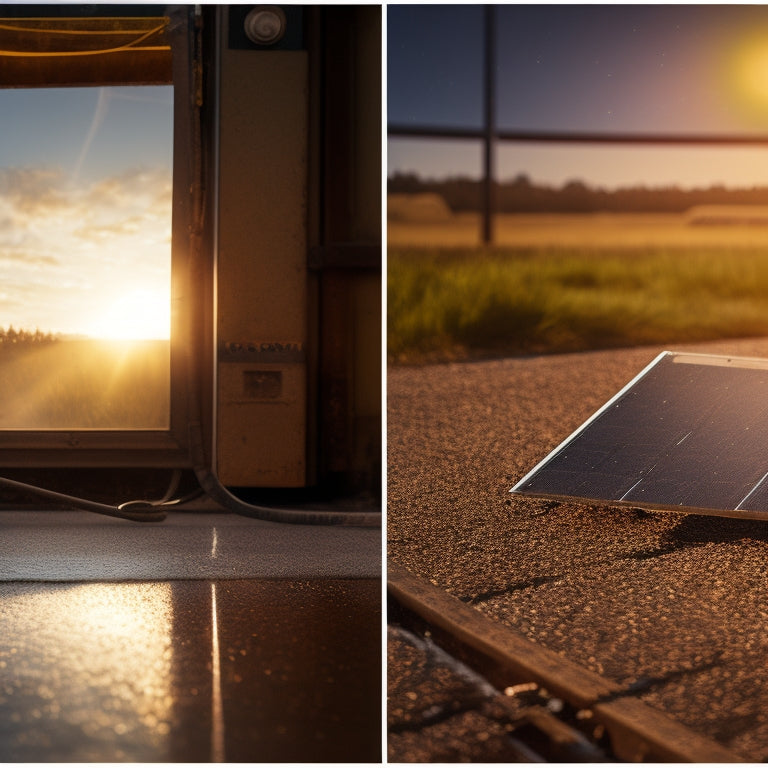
(388, 172, 768, 214)
(0, 326, 57, 346)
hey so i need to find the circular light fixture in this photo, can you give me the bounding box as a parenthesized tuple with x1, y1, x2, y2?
(244, 6, 287, 46)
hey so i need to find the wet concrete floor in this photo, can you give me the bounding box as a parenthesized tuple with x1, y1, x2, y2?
(0, 511, 381, 762)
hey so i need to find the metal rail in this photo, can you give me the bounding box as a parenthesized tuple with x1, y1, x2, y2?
(389, 124, 768, 146)
(388, 560, 743, 763)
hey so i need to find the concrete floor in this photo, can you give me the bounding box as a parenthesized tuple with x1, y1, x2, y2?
(0, 509, 381, 762)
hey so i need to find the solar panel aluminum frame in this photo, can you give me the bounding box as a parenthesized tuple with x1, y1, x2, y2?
(510, 350, 768, 521)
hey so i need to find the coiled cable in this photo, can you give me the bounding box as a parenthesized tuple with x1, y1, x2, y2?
(0, 474, 169, 523)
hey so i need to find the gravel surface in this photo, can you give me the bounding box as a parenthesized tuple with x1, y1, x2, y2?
(387, 337, 768, 760)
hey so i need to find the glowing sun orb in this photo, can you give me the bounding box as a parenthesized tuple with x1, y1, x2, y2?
(95, 288, 170, 340)
(725, 32, 768, 125)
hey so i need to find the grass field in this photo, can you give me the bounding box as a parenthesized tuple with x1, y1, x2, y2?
(388, 204, 768, 363)
(0, 339, 169, 429)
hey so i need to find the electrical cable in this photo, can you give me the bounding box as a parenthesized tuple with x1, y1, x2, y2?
(0, 20, 166, 36)
(0, 21, 168, 57)
(188, 423, 381, 527)
(117, 469, 181, 510)
(0, 474, 167, 522)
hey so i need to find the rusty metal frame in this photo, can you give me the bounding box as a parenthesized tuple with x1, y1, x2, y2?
(388, 560, 742, 762)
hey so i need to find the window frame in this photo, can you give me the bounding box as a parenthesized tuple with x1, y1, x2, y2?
(0, 5, 198, 468)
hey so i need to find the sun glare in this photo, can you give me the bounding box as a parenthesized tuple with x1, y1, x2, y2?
(93, 288, 170, 341)
(724, 32, 768, 126)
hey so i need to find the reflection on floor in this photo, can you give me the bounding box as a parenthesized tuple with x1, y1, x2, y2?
(0, 511, 381, 762)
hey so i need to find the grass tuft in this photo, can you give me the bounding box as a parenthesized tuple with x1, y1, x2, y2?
(388, 245, 768, 363)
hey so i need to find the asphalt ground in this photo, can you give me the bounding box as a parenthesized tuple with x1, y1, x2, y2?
(387, 336, 768, 761)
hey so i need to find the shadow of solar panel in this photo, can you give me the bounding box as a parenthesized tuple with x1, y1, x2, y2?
(511, 351, 768, 519)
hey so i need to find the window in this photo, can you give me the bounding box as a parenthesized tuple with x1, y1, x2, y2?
(0, 6, 195, 464)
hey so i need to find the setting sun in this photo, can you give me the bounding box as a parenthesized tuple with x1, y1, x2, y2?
(723, 32, 768, 126)
(92, 288, 170, 341)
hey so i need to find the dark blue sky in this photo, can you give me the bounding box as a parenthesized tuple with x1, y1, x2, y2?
(388, 4, 768, 186)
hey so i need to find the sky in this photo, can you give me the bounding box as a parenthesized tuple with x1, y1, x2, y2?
(387, 4, 768, 188)
(0, 85, 173, 338)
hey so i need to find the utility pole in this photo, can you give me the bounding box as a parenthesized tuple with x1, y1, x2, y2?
(482, 4, 496, 245)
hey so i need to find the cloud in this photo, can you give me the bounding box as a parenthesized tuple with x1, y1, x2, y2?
(0, 164, 172, 334)
(0, 168, 69, 217)
(0, 248, 59, 266)
(0, 164, 171, 224)
(74, 215, 144, 241)
(0, 165, 171, 242)
(85, 166, 172, 208)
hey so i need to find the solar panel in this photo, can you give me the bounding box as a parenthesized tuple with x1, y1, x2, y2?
(511, 351, 768, 519)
